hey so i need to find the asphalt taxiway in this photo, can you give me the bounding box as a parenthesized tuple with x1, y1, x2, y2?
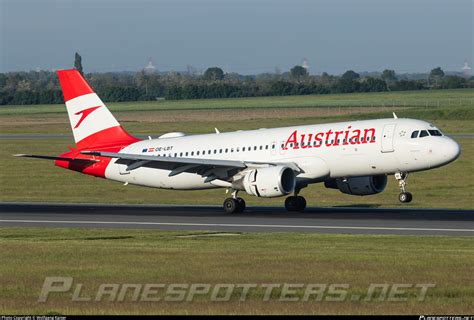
(1, 202, 473, 236)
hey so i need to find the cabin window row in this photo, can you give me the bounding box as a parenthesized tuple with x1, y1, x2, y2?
(153, 136, 377, 158)
(155, 144, 277, 158)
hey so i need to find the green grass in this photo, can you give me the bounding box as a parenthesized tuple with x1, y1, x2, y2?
(0, 138, 472, 208)
(0, 89, 473, 135)
(0, 105, 473, 135)
(0, 88, 473, 115)
(0, 228, 472, 314)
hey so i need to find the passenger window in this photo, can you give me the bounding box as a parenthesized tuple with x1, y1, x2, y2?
(259, 146, 263, 150)
(243, 147, 246, 151)
(219, 149, 222, 153)
(180, 152, 183, 157)
(272, 144, 275, 149)
(419, 130, 429, 138)
(411, 131, 419, 138)
(197, 151, 200, 155)
(254, 146, 257, 150)
(214, 150, 217, 154)
(265, 145, 268, 150)
(186, 152, 188, 156)
(225, 148, 228, 153)
(191, 151, 194, 156)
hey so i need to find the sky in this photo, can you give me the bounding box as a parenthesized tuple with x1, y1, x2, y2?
(0, 0, 472, 74)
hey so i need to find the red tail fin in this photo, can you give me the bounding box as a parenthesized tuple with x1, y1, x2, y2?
(58, 69, 139, 150)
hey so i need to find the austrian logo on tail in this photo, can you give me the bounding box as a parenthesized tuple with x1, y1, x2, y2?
(74, 105, 102, 129)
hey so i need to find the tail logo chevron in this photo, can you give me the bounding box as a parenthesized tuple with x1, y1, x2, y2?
(73, 105, 102, 129)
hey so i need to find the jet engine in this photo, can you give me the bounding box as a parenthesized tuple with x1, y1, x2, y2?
(242, 166, 296, 198)
(324, 175, 387, 196)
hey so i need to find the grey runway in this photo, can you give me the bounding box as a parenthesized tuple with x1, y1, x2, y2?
(1, 202, 473, 236)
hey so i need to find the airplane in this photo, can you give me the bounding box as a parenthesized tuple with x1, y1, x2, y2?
(15, 69, 461, 213)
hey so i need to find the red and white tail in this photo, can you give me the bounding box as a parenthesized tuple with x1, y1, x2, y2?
(58, 69, 138, 149)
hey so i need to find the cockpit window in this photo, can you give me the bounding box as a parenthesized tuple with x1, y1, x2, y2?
(411, 131, 419, 138)
(428, 130, 442, 136)
(419, 130, 429, 138)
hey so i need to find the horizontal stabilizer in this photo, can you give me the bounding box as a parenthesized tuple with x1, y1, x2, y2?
(14, 154, 98, 163)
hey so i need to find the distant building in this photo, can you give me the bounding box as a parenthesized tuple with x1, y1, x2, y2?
(302, 58, 309, 73)
(462, 60, 471, 77)
(144, 58, 156, 74)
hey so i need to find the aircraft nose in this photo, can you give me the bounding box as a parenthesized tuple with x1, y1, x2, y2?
(441, 138, 461, 164)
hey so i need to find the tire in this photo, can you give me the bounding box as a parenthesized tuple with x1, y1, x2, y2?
(399, 192, 412, 203)
(296, 196, 307, 211)
(405, 192, 413, 203)
(285, 196, 298, 211)
(223, 198, 239, 214)
(236, 197, 246, 213)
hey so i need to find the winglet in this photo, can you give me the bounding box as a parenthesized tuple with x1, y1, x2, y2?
(393, 112, 398, 119)
(215, 128, 220, 134)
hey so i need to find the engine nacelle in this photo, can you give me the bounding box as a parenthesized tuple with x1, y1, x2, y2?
(324, 175, 387, 196)
(243, 166, 296, 198)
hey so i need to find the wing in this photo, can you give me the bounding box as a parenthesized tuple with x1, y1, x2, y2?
(81, 150, 301, 183)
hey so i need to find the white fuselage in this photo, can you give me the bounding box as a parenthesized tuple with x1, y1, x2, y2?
(104, 118, 460, 191)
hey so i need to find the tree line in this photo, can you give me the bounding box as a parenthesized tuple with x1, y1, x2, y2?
(0, 65, 472, 105)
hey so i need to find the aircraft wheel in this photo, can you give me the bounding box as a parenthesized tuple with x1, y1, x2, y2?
(236, 197, 246, 213)
(223, 198, 239, 214)
(296, 196, 307, 211)
(399, 192, 413, 203)
(285, 196, 306, 212)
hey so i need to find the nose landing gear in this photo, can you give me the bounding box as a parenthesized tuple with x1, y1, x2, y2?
(395, 172, 412, 203)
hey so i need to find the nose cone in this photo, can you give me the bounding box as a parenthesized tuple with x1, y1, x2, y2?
(445, 139, 461, 162)
(433, 138, 461, 168)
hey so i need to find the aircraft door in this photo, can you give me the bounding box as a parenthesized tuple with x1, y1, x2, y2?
(381, 124, 396, 153)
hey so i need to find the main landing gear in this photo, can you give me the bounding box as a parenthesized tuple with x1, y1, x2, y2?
(285, 187, 307, 212)
(285, 196, 307, 212)
(223, 190, 246, 214)
(395, 172, 413, 203)
(222, 189, 308, 213)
